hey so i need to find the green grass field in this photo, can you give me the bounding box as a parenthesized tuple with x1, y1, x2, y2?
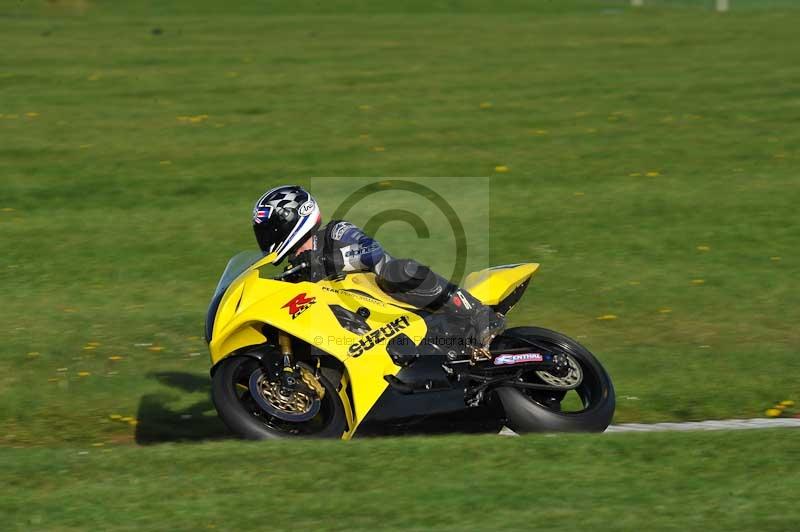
(1, 430, 798, 531)
(1, 0, 799, 528)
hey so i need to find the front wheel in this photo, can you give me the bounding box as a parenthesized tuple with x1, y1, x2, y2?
(493, 327, 615, 433)
(212, 355, 347, 439)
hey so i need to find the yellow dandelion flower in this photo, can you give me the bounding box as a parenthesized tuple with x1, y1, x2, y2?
(371, 146, 385, 152)
(26, 112, 39, 118)
(628, 281, 641, 286)
(494, 165, 509, 173)
(765, 408, 781, 418)
(691, 279, 705, 285)
(531, 129, 548, 136)
(120, 416, 134, 422)
(108, 355, 123, 361)
(128, 419, 139, 426)
(87, 73, 101, 81)
(596, 314, 618, 320)
(696, 245, 710, 251)
(770, 256, 781, 261)
(479, 102, 493, 109)
(27, 351, 40, 357)
(1, 207, 15, 212)
(780, 400, 795, 407)
(148, 346, 164, 352)
(645, 171, 660, 177)
(658, 308, 672, 314)
(88, 342, 101, 346)
(78, 371, 91, 377)
(574, 192, 585, 197)
(83, 346, 96, 350)
(109, 414, 122, 420)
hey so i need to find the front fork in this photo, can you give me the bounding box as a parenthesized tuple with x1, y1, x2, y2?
(274, 331, 325, 399)
(278, 331, 297, 393)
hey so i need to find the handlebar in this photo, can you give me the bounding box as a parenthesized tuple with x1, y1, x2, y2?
(273, 262, 308, 280)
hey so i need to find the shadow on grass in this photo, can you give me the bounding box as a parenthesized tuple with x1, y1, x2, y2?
(134, 371, 232, 445)
(135, 372, 504, 443)
(354, 406, 505, 438)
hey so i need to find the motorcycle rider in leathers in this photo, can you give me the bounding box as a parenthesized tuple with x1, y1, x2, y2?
(252, 185, 505, 353)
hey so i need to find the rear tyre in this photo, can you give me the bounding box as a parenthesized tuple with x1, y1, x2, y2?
(212, 355, 346, 439)
(494, 327, 615, 433)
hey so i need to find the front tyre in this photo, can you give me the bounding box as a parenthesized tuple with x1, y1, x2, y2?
(212, 356, 346, 439)
(494, 327, 615, 433)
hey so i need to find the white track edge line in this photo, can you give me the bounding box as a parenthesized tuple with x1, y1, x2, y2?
(498, 418, 800, 436)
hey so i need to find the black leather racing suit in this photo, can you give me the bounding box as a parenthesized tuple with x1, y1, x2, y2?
(290, 220, 503, 344)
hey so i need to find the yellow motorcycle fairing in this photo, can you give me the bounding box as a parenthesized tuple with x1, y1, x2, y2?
(208, 266, 427, 438)
(207, 255, 539, 439)
(463, 263, 540, 306)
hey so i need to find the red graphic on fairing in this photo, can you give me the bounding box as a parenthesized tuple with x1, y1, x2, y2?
(282, 293, 316, 319)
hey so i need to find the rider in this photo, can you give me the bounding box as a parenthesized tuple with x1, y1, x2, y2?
(252, 185, 505, 351)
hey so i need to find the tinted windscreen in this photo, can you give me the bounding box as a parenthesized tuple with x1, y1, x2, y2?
(205, 251, 264, 342)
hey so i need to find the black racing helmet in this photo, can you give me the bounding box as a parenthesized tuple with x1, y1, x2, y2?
(252, 185, 321, 264)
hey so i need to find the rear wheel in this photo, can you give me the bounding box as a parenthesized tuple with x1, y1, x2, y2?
(212, 355, 346, 439)
(493, 327, 615, 433)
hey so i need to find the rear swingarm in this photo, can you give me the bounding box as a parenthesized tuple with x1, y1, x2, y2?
(469, 371, 580, 393)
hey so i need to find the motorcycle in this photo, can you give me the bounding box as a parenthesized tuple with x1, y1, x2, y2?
(205, 251, 615, 439)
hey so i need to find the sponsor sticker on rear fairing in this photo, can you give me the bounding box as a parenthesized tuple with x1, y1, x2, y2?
(493, 352, 544, 366)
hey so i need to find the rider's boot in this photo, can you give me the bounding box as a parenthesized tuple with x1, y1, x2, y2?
(443, 288, 506, 359)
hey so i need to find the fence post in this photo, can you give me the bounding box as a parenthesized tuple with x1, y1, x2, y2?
(716, 0, 729, 11)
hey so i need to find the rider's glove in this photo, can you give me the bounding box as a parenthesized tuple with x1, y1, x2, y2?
(293, 250, 344, 280)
